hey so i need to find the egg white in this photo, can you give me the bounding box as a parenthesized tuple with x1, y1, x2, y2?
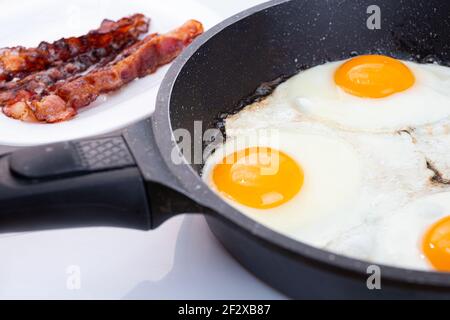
(202, 129, 363, 247)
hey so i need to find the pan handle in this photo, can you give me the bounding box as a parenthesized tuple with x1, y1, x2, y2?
(0, 136, 151, 233)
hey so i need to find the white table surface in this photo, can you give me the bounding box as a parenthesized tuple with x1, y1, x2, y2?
(0, 0, 286, 300)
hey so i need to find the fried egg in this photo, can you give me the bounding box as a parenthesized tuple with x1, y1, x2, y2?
(370, 193, 450, 272)
(295, 55, 450, 132)
(227, 55, 450, 133)
(203, 130, 363, 246)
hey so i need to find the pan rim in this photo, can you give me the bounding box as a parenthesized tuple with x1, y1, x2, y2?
(154, 0, 450, 289)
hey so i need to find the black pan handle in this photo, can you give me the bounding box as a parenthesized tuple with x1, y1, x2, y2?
(0, 136, 151, 233)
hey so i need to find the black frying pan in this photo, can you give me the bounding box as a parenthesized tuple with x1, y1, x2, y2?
(1, 0, 450, 299)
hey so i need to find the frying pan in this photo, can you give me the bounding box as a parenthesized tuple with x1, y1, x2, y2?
(1, 0, 450, 299)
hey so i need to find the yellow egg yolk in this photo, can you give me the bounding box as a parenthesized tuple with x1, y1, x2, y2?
(423, 216, 450, 272)
(212, 147, 304, 209)
(334, 55, 415, 98)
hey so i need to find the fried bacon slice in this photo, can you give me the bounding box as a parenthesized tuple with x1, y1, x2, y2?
(0, 49, 118, 107)
(3, 20, 203, 123)
(0, 14, 149, 82)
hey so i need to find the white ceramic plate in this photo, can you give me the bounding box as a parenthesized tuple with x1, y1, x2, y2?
(0, 0, 220, 146)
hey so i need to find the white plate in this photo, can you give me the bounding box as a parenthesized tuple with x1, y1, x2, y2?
(0, 0, 220, 146)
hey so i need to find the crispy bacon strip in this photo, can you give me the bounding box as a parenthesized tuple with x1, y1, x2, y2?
(0, 14, 149, 82)
(4, 20, 203, 123)
(0, 49, 118, 106)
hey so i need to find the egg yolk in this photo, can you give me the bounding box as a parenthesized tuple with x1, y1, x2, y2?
(422, 216, 450, 272)
(334, 55, 415, 98)
(212, 147, 304, 209)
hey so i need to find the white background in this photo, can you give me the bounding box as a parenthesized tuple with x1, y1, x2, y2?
(0, 0, 286, 299)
